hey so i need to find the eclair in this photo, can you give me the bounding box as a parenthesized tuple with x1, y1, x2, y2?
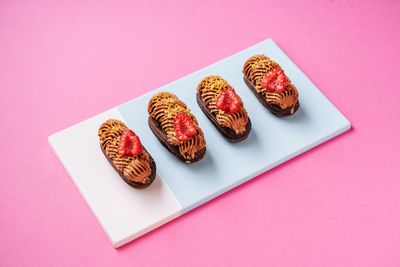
(243, 55, 299, 116)
(196, 75, 251, 142)
(98, 119, 156, 188)
(147, 92, 206, 164)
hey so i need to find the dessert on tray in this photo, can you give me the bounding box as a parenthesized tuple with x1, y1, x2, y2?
(196, 75, 251, 142)
(243, 55, 299, 116)
(98, 119, 156, 188)
(147, 92, 206, 164)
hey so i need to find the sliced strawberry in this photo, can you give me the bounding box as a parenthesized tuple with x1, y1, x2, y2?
(118, 130, 143, 156)
(174, 113, 197, 142)
(216, 87, 240, 114)
(260, 67, 287, 93)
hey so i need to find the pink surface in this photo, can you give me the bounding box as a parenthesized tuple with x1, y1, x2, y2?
(1, 0, 399, 266)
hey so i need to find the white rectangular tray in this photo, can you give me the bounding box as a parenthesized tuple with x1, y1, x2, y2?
(49, 39, 350, 247)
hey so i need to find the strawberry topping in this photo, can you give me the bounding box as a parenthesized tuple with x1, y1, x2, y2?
(216, 88, 240, 114)
(118, 130, 143, 156)
(174, 113, 197, 142)
(260, 68, 287, 93)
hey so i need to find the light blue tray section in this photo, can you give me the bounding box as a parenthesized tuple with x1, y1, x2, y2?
(117, 39, 350, 214)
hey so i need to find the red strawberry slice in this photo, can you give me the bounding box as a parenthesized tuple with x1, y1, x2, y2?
(174, 113, 197, 142)
(260, 68, 287, 93)
(118, 130, 143, 156)
(216, 87, 240, 114)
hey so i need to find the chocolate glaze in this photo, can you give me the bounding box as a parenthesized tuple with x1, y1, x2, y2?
(244, 75, 299, 117)
(100, 146, 156, 189)
(148, 117, 206, 163)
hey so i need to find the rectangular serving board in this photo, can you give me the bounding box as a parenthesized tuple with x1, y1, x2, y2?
(48, 39, 351, 248)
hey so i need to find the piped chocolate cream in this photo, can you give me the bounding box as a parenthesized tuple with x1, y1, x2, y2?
(148, 92, 206, 163)
(243, 55, 299, 116)
(197, 75, 251, 141)
(98, 119, 155, 187)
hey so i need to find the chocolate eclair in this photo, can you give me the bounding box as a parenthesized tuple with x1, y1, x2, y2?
(98, 119, 156, 188)
(147, 92, 206, 164)
(243, 55, 299, 116)
(197, 75, 251, 142)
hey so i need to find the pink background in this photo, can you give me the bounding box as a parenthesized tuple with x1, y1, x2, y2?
(1, 0, 399, 266)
